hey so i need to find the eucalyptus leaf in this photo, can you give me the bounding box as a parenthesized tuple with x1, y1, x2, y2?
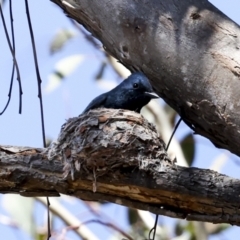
(95, 61, 107, 80)
(50, 28, 77, 54)
(45, 54, 84, 93)
(128, 208, 139, 225)
(180, 133, 195, 166)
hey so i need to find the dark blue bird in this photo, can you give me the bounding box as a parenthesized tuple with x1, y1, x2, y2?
(82, 72, 159, 114)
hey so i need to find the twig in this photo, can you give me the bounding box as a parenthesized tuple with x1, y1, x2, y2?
(149, 118, 182, 240)
(24, 0, 49, 238)
(80, 219, 133, 240)
(0, 2, 22, 114)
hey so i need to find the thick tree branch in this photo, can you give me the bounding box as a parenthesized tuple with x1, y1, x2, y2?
(1, 109, 240, 226)
(51, 0, 240, 157)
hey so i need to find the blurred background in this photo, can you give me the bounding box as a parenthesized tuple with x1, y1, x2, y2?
(0, 0, 240, 239)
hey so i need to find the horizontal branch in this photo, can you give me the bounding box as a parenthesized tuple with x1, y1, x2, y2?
(1, 109, 240, 226)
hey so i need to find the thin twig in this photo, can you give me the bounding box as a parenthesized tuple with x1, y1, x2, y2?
(24, 0, 46, 147)
(0, 2, 22, 114)
(166, 118, 182, 151)
(0, 0, 16, 115)
(81, 220, 134, 240)
(149, 118, 182, 240)
(24, 0, 50, 239)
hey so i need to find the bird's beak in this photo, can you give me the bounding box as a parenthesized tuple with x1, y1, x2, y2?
(145, 92, 159, 99)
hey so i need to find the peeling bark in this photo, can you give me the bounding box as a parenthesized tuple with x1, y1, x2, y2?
(1, 109, 240, 226)
(51, 0, 240, 157)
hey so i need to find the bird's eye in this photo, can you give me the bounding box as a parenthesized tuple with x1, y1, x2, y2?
(133, 83, 139, 88)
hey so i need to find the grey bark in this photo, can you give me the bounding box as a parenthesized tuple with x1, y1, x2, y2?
(51, 0, 240, 157)
(1, 109, 240, 226)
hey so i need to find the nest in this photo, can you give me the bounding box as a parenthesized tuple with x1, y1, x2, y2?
(48, 109, 175, 189)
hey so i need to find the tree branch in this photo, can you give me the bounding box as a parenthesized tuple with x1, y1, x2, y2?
(50, 0, 240, 157)
(1, 109, 240, 226)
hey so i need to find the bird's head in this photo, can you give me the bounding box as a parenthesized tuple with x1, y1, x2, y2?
(125, 72, 159, 100)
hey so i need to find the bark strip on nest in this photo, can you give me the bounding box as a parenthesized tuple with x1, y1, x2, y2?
(48, 109, 175, 188)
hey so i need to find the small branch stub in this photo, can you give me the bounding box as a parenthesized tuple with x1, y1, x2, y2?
(48, 109, 175, 186)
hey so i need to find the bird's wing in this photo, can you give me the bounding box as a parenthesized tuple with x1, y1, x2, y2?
(82, 93, 107, 114)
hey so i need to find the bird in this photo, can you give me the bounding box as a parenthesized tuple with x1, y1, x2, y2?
(82, 72, 159, 114)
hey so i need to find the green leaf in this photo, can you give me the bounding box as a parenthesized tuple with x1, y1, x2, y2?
(95, 61, 107, 80)
(174, 221, 184, 236)
(36, 232, 48, 240)
(45, 54, 84, 93)
(180, 133, 195, 166)
(50, 28, 77, 54)
(127, 208, 139, 225)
